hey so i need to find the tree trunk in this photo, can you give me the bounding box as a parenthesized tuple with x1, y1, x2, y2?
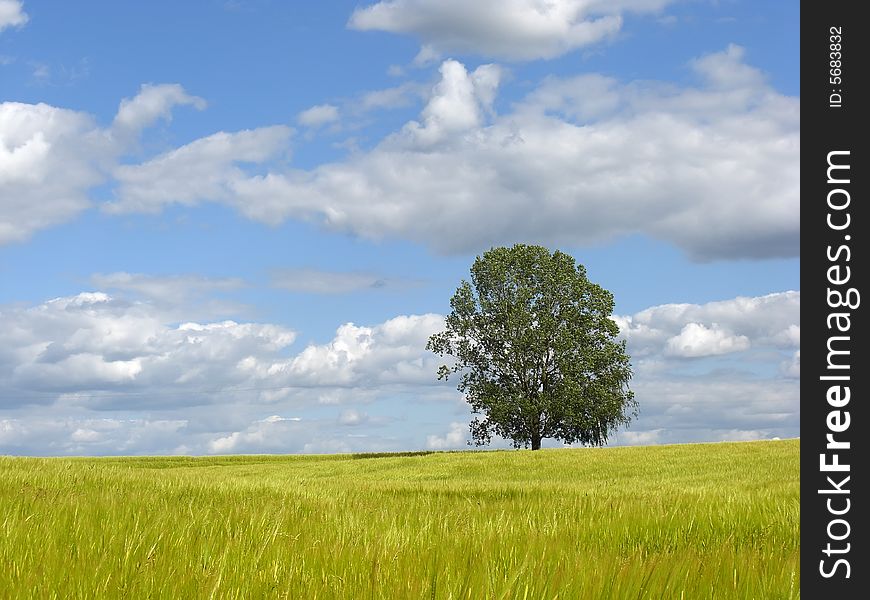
(531, 431, 542, 450)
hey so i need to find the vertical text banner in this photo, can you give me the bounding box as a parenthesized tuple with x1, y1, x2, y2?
(803, 1, 867, 595)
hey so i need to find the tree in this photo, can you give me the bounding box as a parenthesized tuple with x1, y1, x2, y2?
(427, 244, 636, 450)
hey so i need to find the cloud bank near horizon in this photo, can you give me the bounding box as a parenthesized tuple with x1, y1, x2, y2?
(0, 289, 798, 455)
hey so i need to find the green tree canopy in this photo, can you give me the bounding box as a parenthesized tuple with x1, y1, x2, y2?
(427, 244, 636, 450)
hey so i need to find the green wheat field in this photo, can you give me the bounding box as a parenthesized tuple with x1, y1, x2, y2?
(0, 439, 799, 599)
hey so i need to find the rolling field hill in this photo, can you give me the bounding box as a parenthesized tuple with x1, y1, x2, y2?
(0, 439, 799, 598)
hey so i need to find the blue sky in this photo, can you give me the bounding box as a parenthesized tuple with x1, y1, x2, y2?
(1, 0, 799, 455)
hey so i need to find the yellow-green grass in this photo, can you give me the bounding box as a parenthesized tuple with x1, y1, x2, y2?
(1, 439, 799, 599)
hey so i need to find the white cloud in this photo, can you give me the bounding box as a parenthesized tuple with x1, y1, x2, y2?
(238, 313, 446, 388)
(0, 289, 799, 454)
(3, 49, 797, 260)
(412, 44, 441, 66)
(691, 44, 764, 90)
(664, 322, 750, 358)
(781, 350, 799, 378)
(0, 416, 188, 455)
(608, 291, 801, 444)
(0, 102, 108, 244)
(0, 290, 448, 411)
(616, 427, 790, 447)
(204, 413, 401, 455)
(0, 83, 206, 244)
(109, 126, 292, 213)
(133, 48, 792, 261)
(775, 324, 800, 347)
(624, 376, 799, 443)
(262, 415, 301, 423)
(617, 429, 663, 446)
(207, 414, 389, 454)
(616, 291, 800, 358)
(426, 421, 466, 449)
(348, 0, 676, 61)
(113, 83, 206, 136)
(403, 60, 501, 144)
(0, 0, 27, 32)
(297, 104, 340, 127)
(0, 406, 414, 455)
(70, 427, 102, 443)
(207, 416, 305, 453)
(0, 292, 297, 408)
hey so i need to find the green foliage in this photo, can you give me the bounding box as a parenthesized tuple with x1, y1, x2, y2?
(427, 244, 636, 449)
(0, 440, 800, 598)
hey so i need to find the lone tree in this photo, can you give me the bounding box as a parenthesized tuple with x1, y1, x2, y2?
(427, 244, 636, 450)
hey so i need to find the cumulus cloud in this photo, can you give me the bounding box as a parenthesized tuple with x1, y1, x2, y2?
(208, 415, 305, 453)
(615, 291, 800, 358)
(403, 60, 501, 144)
(0, 83, 205, 244)
(237, 313, 447, 389)
(348, 0, 675, 61)
(426, 421, 466, 449)
(0, 102, 108, 243)
(0, 0, 27, 32)
(0, 291, 446, 411)
(617, 429, 664, 446)
(108, 47, 795, 260)
(0, 292, 297, 408)
(108, 126, 292, 213)
(691, 44, 765, 90)
(610, 291, 801, 445)
(4, 48, 797, 260)
(113, 83, 206, 136)
(0, 289, 798, 454)
(621, 376, 799, 444)
(664, 323, 750, 358)
(297, 104, 340, 127)
(781, 350, 799, 378)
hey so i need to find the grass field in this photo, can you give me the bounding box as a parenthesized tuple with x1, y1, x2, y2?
(0, 439, 799, 599)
